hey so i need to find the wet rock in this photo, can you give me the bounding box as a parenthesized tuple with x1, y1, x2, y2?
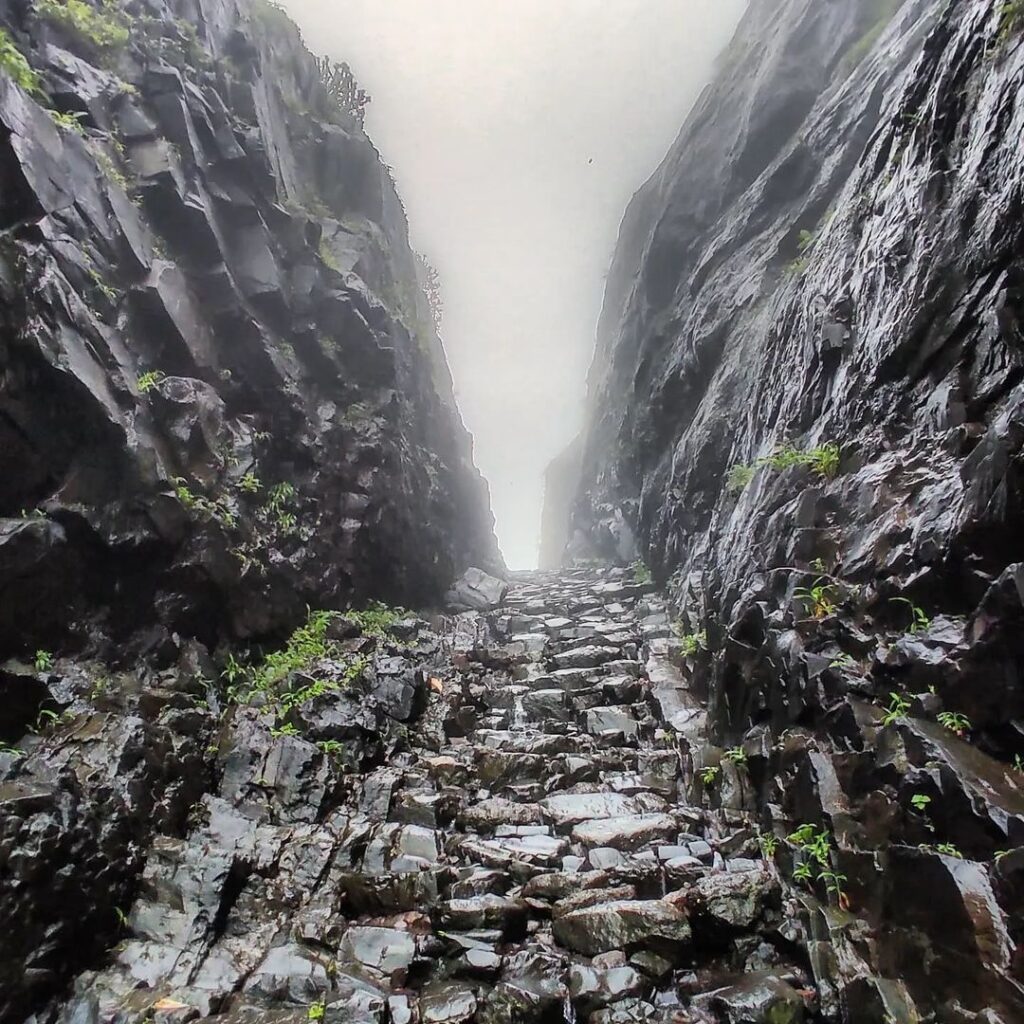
(459, 796, 542, 829)
(445, 568, 508, 611)
(691, 972, 805, 1024)
(419, 982, 478, 1023)
(569, 962, 646, 1014)
(588, 997, 663, 1022)
(476, 950, 568, 1023)
(541, 792, 666, 828)
(552, 899, 692, 957)
(572, 814, 678, 852)
(551, 645, 621, 670)
(338, 926, 416, 978)
(690, 869, 779, 935)
(244, 944, 330, 1002)
(434, 894, 528, 937)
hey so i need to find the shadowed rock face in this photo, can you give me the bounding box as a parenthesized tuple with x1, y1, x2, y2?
(0, 0, 501, 666)
(546, 0, 1024, 1020)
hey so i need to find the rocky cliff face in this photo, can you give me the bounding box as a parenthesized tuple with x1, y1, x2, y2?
(551, 0, 1024, 1019)
(0, 0, 501, 668)
(0, 0, 503, 1016)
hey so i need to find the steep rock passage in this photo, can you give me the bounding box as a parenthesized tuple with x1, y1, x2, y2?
(540, 1, 1024, 1019)
(22, 568, 829, 1024)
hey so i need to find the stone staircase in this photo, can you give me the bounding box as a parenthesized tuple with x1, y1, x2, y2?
(46, 568, 810, 1024)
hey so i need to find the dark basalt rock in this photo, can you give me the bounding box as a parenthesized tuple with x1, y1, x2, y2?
(0, 0, 502, 665)
(542, 0, 1024, 1019)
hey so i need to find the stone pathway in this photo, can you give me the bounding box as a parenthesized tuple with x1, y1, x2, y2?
(49, 568, 810, 1024)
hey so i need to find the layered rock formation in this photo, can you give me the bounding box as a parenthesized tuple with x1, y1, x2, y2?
(13, 566, 821, 1024)
(0, 0, 501, 669)
(0, 0, 503, 1016)
(548, 0, 1024, 1019)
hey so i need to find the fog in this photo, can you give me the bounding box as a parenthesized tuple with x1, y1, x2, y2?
(279, 0, 745, 568)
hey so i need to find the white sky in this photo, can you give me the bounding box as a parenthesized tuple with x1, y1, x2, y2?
(279, 0, 744, 568)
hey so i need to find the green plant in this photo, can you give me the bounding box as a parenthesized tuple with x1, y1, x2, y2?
(727, 464, 755, 492)
(317, 739, 344, 758)
(882, 692, 911, 727)
(1013, 754, 1024, 774)
(36, 0, 131, 51)
(275, 510, 298, 535)
(793, 861, 814, 883)
(87, 266, 118, 302)
(307, 1001, 326, 1023)
(998, 0, 1024, 41)
(314, 55, 370, 126)
(270, 722, 299, 738)
(631, 560, 652, 585)
(797, 229, 816, 254)
(345, 601, 407, 637)
(34, 649, 54, 672)
(90, 143, 129, 190)
(759, 443, 841, 480)
(787, 823, 847, 903)
(911, 793, 932, 812)
(758, 832, 779, 858)
(172, 478, 237, 530)
(0, 741, 24, 756)
(221, 653, 246, 684)
(318, 237, 339, 271)
(935, 843, 963, 859)
(700, 765, 720, 786)
(136, 370, 164, 394)
(33, 709, 60, 733)
(787, 824, 832, 867)
(723, 746, 747, 765)
(267, 481, 296, 511)
(89, 675, 110, 700)
(238, 473, 261, 495)
(840, 0, 903, 74)
(675, 628, 707, 657)
(818, 869, 849, 898)
(809, 443, 841, 479)
(794, 579, 838, 618)
(937, 710, 971, 737)
(829, 652, 856, 669)
(50, 109, 87, 134)
(891, 597, 930, 634)
(0, 29, 43, 94)
(222, 609, 381, 712)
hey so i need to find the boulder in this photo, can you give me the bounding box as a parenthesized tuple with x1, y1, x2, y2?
(552, 899, 692, 957)
(445, 568, 508, 610)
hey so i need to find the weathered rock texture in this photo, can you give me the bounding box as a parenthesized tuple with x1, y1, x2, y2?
(7, 566, 812, 1024)
(0, 0, 501, 667)
(548, 0, 1024, 1020)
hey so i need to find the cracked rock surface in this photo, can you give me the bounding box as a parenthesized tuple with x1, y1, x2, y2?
(541, 2, 1024, 1019)
(0, 0, 501, 666)
(8, 568, 825, 1024)
(18, 564, 1015, 1023)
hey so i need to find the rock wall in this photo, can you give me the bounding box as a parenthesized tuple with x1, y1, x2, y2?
(0, 0, 501, 668)
(552, 0, 1024, 1019)
(0, 1, 503, 1015)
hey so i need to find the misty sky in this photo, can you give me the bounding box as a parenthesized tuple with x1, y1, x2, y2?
(280, 0, 744, 568)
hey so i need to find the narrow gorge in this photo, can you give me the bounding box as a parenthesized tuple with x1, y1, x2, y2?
(1, 1, 1023, 1023)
